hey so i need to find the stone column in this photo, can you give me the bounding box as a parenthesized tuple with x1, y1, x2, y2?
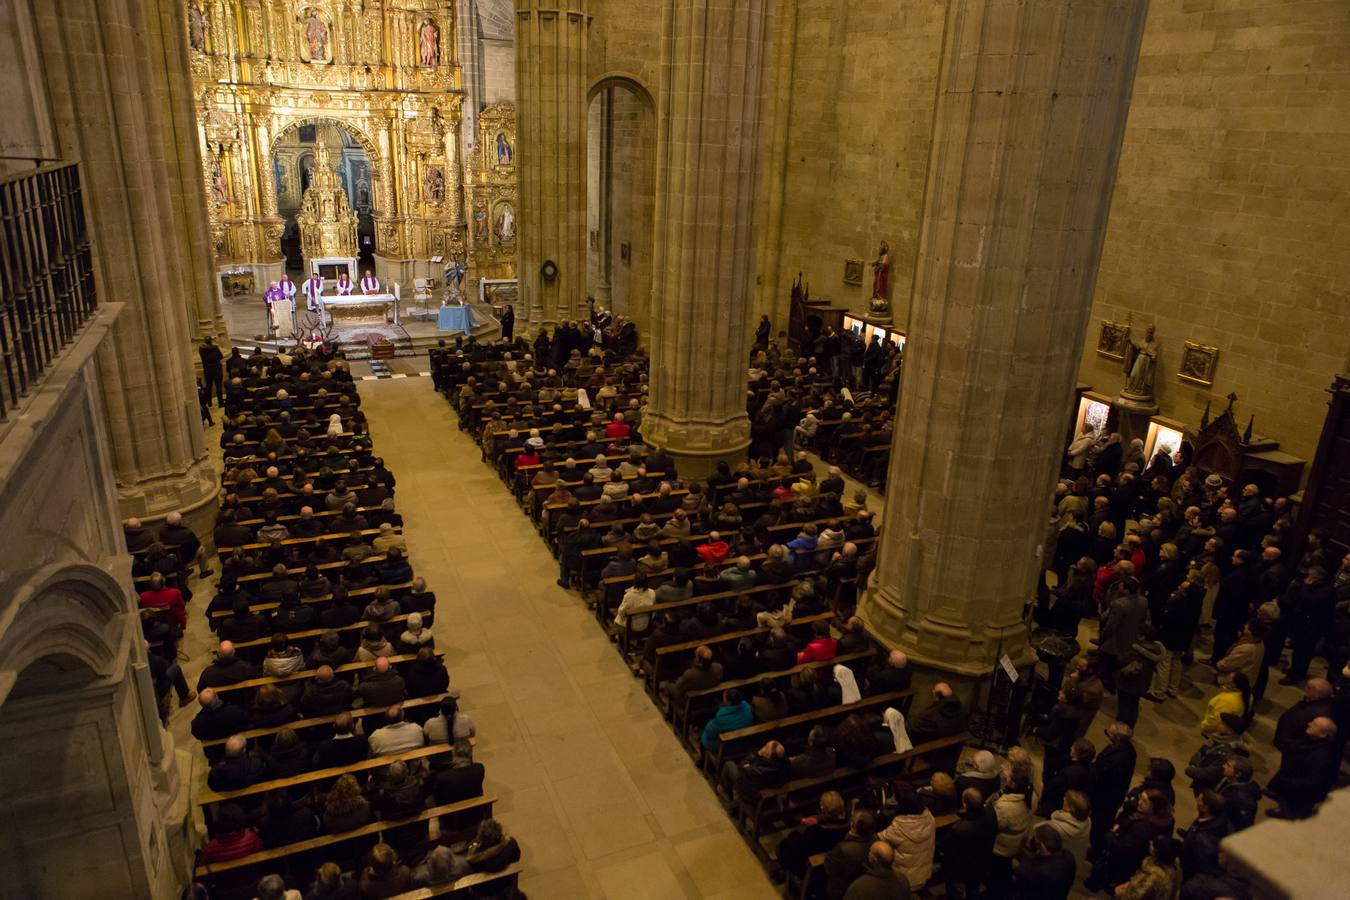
(514, 0, 589, 328)
(862, 0, 1149, 674)
(642, 0, 767, 475)
(32, 0, 218, 524)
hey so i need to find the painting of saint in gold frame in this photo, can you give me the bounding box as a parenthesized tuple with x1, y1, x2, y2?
(1178, 341, 1219, 386)
(1096, 320, 1130, 361)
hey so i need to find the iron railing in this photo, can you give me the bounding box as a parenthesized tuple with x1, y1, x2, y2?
(0, 163, 97, 420)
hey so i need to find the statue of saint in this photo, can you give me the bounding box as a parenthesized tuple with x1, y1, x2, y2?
(496, 205, 515, 242)
(871, 241, 891, 299)
(303, 8, 329, 61)
(1122, 325, 1159, 399)
(496, 133, 513, 166)
(188, 2, 208, 52)
(419, 20, 440, 67)
(210, 153, 228, 204)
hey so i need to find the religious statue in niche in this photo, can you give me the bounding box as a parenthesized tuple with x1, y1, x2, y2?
(210, 151, 228, 204)
(1120, 324, 1160, 403)
(867, 241, 892, 321)
(419, 19, 440, 67)
(473, 207, 489, 242)
(496, 132, 513, 166)
(302, 7, 330, 61)
(188, 1, 208, 52)
(424, 165, 445, 204)
(495, 202, 515, 244)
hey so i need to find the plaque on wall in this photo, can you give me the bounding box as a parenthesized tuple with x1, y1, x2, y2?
(1178, 341, 1219, 386)
(843, 258, 864, 286)
(1096, 320, 1130, 361)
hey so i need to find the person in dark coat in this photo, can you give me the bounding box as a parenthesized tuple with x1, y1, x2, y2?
(940, 788, 997, 899)
(1012, 824, 1076, 900)
(824, 809, 877, 900)
(499, 305, 515, 342)
(1280, 568, 1338, 684)
(1088, 722, 1137, 855)
(906, 683, 967, 743)
(207, 735, 269, 792)
(1267, 716, 1340, 818)
(1179, 790, 1231, 882)
(844, 842, 911, 900)
(199, 335, 225, 405)
(1208, 550, 1257, 664)
(1038, 738, 1094, 818)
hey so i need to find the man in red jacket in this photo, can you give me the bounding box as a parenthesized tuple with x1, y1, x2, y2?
(138, 572, 187, 629)
(797, 620, 839, 664)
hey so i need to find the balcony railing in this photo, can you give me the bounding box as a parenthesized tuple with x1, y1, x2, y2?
(0, 163, 97, 420)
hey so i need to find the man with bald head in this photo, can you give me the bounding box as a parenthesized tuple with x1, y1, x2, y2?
(843, 841, 910, 899)
(356, 656, 406, 708)
(906, 682, 967, 744)
(369, 703, 427, 756)
(867, 650, 912, 695)
(300, 665, 353, 716)
(190, 688, 248, 741)
(196, 640, 259, 690)
(1273, 677, 1334, 753)
(206, 734, 269, 792)
(1269, 716, 1339, 819)
(837, 616, 871, 655)
(123, 517, 154, 553)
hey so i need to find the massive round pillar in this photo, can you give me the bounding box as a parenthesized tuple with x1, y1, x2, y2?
(642, 0, 768, 475)
(863, 0, 1150, 673)
(514, 0, 590, 328)
(34, 0, 219, 523)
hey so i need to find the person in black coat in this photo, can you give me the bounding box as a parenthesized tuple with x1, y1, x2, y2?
(1267, 716, 1340, 818)
(199, 335, 225, 405)
(1280, 568, 1338, 683)
(314, 714, 370, 768)
(940, 788, 997, 900)
(1012, 824, 1076, 900)
(1179, 790, 1231, 882)
(1208, 550, 1257, 664)
(1088, 722, 1137, 855)
(500, 305, 515, 342)
(1038, 738, 1094, 817)
(191, 688, 249, 741)
(207, 736, 270, 792)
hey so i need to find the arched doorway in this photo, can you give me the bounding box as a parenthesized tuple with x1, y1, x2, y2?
(587, 76, 656, 335)
(272, 120, 377, 274)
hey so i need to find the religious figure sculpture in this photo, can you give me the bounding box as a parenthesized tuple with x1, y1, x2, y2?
(444, 259, 465, 298)
(1121, 325, 1159, 401)
(871, 241, 891, 298)
(496, 205, 515, 243)
(210, 153, 228, 204)
(424, 166, 445, 203)
(188, 1, 208, 52)
(496, 132, 513, 166)
(868, 241, 892, 320)
(474, 207, 489, 241)
(419, 20, 440, 67)
(303, 8, 329, 61)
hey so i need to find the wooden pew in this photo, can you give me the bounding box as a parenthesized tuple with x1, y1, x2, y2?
(745, 733, 969, 841)
(198, 692, 456, 754)
(643, 611, 835, 692)
(197, 744, 453, 816)
(210, 651, 440, 700)
(207, 580, 416, 620)
(703, 690, 915, 778)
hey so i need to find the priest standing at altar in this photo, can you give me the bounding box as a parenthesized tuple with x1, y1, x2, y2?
(280, 273, 297, 306)
(360, 269, 381, 294)
(303, 273, 324, 312)
(264, 281, 284, 335)
(336, 272, 354, 295)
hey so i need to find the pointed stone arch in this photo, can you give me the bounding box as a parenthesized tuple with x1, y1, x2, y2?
(270, 117, 385, 215)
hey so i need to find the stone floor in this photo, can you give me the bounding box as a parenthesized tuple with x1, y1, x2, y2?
(168, 368, 1311, 898)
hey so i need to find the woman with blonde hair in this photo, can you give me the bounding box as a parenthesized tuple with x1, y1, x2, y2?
(322, 774, 371, 834)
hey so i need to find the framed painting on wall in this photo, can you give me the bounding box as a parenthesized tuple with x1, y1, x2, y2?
(1096, 320, 1130, 361)
(1178, 341, 1219, 386)
(843, 258, 864, 286)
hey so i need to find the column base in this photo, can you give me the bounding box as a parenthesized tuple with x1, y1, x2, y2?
(116, 454, 220, 548)
(641, 412, 751, 481)
(860, 582, 1033, 678)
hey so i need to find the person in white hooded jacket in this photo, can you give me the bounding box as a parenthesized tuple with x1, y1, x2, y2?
(877, 782, 936, 889)
(1044, 788, 1092, 885)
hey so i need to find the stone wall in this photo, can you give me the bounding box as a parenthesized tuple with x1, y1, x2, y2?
(0, 306, 187, 899)
(766, 0, 948, 323)
(1076, 0, 1350, 462)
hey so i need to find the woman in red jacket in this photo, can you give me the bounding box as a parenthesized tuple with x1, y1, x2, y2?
(201, 803, 263, 862)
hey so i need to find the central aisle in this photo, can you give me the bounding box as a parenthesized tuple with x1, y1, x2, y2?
(357, 377, 779, 899)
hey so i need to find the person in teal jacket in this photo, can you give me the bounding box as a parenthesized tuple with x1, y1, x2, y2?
(701, 689, 753, 751)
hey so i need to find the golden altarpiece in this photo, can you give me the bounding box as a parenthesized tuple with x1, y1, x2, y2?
(187, 0, 515, 294)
